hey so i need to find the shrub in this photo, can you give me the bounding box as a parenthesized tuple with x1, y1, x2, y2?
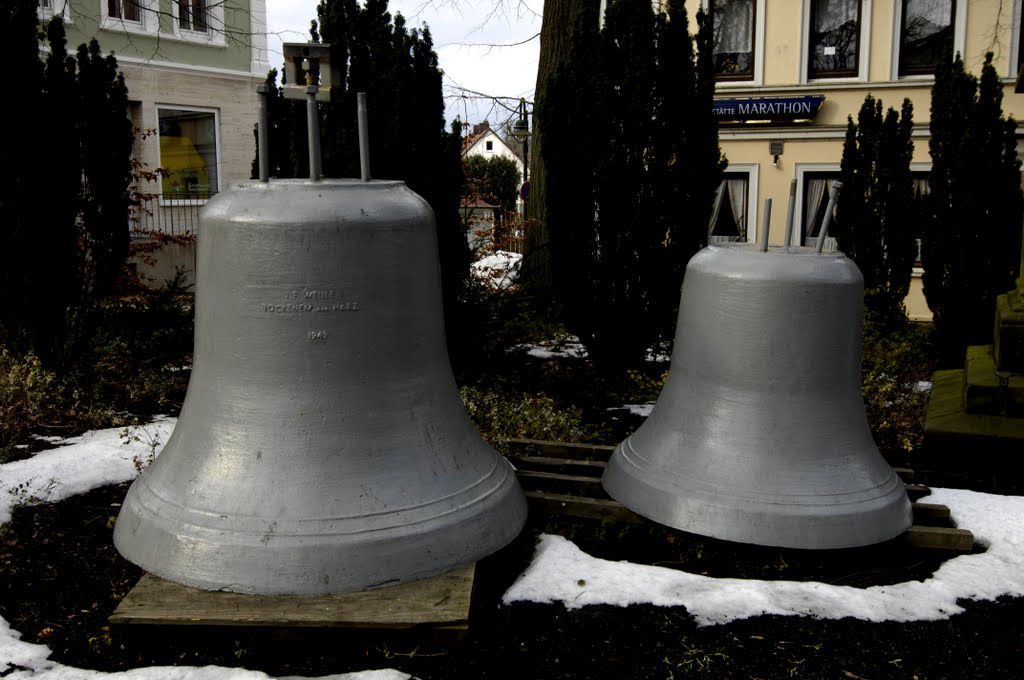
(836, 95, 917, 326)
(541, 0, 724, 372)
(624, 368, 669, 404)
(0, 349, 59, 461)
(925, 52, 1023, 366)
(860, 318, 934, 458)
(459, 385, 585, 450)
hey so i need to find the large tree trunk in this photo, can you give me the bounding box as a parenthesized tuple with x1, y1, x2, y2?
(523, 0, 599, 299)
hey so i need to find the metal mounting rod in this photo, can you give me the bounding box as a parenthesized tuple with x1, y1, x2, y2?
(306, 85, 322, 182)
(759, 198, 772, 252)
(815, 180, 844, 254)
(357, 92, 371, 182)
(256, 85, 269, 182)
(783, 178, 797, 249)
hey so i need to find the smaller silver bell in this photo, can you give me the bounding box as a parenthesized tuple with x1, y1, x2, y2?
(602, 243, 912, 549)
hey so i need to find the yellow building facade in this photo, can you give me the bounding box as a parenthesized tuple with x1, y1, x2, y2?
(688, 0, 1024, 320)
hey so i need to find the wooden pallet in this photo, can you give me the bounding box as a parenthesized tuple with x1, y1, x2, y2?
(506, 438, 975, 552)
(109, 563, 474, 632)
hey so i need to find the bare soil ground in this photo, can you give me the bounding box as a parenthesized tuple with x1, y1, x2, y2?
(3, 480, 1023, 679)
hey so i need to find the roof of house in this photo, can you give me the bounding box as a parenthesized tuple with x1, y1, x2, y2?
(461, 196, 500, 210)
(461, 121, 524, 165)
(461, 121, 495, 155)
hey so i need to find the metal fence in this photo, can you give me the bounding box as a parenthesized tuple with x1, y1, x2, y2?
(709, 235, 745, 244)
(132, 191, 215, 235)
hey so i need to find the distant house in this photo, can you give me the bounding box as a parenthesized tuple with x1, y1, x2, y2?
(462, 121, 524, 178)
(41, 0, 271, 285)
(460, 196, 501, 251)
(460, 121, 526, 252)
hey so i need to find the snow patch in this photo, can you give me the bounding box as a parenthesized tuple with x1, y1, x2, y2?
(504, 488, 1024, 626)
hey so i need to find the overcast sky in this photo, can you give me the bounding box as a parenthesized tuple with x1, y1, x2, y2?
(265, 0, 542, 128)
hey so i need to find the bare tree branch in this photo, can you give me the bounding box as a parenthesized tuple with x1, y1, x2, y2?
(438, 30, 540, 51)
(442, 77, 532, 129)
(56, 0, 267, 66)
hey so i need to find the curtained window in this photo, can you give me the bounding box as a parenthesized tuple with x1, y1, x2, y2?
(178, 0, 208, 32)
(708, 173, 749, 243)
(899, 0, 955, 76)
(108, 0, 140, 21)
(711, 0, 755, 80)
(802, 173, 840, 250)
(912, 172, 931, 264)
(808, 0, 861, 79)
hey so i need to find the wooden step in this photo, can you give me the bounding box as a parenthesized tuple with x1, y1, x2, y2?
(109, 564, 475, 631)
(904, 525, 975, 552)
(508, 439, 917, 485)
(510, 453, 972, 553)
(506, 438, 614, 460)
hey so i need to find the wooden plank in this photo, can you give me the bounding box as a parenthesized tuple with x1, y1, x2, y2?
(516, 469, 606, 496)
(911, 502, 951, 525)
(509, 441, 923, 492)
(109, 564, 475, 629)
(508, 454, 607, 471)
(516, 470, 605, 484)
(904, 483, 931, 501)
(892, 467, 915, 482)
(505, 438, 615, 461)
(904, 525, 974, 552)
(524, 491, 641, 523)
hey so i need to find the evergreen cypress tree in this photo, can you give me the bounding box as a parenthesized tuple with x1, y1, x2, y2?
(76, 38, 133, 301)
(252, 1, 466, 343)
(0, 6, 133, 366)
(541, 0, 724, 371)
(251, 69, 301, 180)
(836, 95, 916, 325)
(316, 0, 465, 327)
(925, 52, 1024, 365)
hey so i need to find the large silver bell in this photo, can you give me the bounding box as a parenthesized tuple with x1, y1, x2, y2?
(602, 243, 912, 549)
(114, 179, 527, 594)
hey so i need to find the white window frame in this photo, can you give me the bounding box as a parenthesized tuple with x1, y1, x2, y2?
(702, 0, 767, 88)
(155, 104, 222, 206)
(38, 0, 73, 23)
(711, 163, 759, 243)
(794, 163, 841, 247)
(100, 0, 158, 37)
(890, 0, 966, 81)
(909, 161, 931, 276)
(170, 0, 227, 46)
(797, 162, 933, 261)
(1010, 0, 1023, 78)
(801, 0, 872, 84)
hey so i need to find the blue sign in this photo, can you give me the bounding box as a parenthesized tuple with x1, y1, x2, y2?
(713, 95, 825, 123)
(521, 181, 530, 203)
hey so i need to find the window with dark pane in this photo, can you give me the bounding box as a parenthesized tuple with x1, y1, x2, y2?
(108, 0, 140, 21)
(179, 0, 209, 32)
(899, 0, 955, 76)
(803, 172, 841, 248)
(911, 172, 931, 264)
(808, 0, 860, 79)
(711, 0, 755, 80)
(708, 173, 749, 243)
